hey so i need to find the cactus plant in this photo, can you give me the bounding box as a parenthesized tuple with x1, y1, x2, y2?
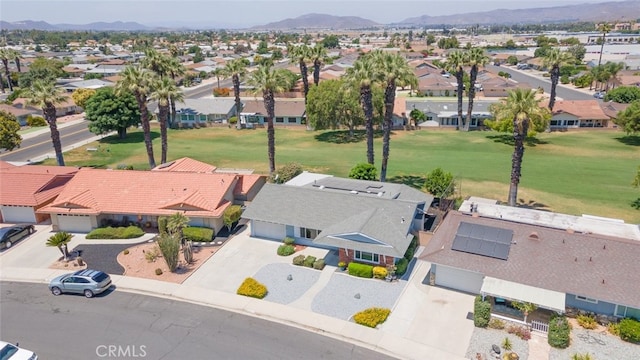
(183, 240, 194, 264)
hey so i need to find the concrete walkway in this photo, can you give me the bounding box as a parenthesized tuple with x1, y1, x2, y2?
(528, 333, 551, 360)
(288, 265, 337, 310)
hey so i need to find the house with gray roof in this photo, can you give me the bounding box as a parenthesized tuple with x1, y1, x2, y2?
(421, 210, 640, 326)
(242, 174, 433, 267)
(149, 98, 237, 125)
(407, 99, 498, 128)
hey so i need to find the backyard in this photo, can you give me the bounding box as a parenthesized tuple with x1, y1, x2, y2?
(45, 126, 640, 223)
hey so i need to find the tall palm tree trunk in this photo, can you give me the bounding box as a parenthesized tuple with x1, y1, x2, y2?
(313, 60, 321, 86)
(233, 74, 242, 130)
(465, 67, 478, 132)
(44, 106, 65, 166)
(0, 73, 5, 93)
(380, 81, 396, 183)
(508, 119, 529, 207)
(135, 93, 156, 169)
(158, 104, 169, 164)
(361, 86, 375, 165)
(15, 59, 21, 73)
(456, 70, 464, 130)
(300, 61, 309, 103)
(263, 90, 276, 175)
(169, 96, 176, 128)
(1, 60, 13, 92)
(549, 66, 560, 111)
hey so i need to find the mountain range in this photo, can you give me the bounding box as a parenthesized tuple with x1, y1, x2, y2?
(1, 1, 639, 31)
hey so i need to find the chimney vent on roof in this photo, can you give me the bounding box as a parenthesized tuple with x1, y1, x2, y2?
(603, 244, 606, 250)
(575, 257, 577, 262)
(602, 279, 605, 284)
(528, 232, 539, 240)
(590, 257, 592, 262)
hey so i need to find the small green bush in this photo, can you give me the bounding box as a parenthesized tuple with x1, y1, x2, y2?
(348, 262, 374, 278)
(283, 237, 295, 245)
(277, 244, 295, 256)
(86, 226, 144, 239)
(182, 226, 214, 242)
(474, 296, 491, 328)
(303, 255, 316, 268)
(155, 268, 163, 276)
(619, 318, 640, 343)
(292, 254, 305, 266)
(158, 216, 168, 235)
(488, 318, 506, 330)
(237, 277, 268, 299)
(404, 236, 418, 260)
(395, 258, 409, 276)
(26, 115, 47, 127)
(608, 322, 621, 336)
(313, 259, 325, 270)
(548, 315, 571, 348)
(353, 307, 391, 328)
(577, 314, 598, 329)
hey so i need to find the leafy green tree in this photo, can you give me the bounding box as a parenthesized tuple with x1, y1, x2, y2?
(605, 86, 640, 103)
(614, 100, 640, 134)
(223, 205, 243, 232)
(424, 168, 454, 198)
(409, 108, 426, 127)
(349, 163, 377, 181)
(307, 79, 359, 134)
(18, 57, 64, 88)
(0, 110, 21, 151)
(25, 80, 67, 166)
(256, 40, 269, 54)
(426, 34, 436, 47)
(321, 35, 339, 49)
(71, 88, 96, 109)
(506, 55, 518, 65)
(488, 89, 551, 206)
(543, 48, 575, 110)
(568, 44, 586, 62)
(46, 232, 73, 259)
(437, 36, 459, 49)
(84, 87, 140, 139)
(534, 46, 551, 58)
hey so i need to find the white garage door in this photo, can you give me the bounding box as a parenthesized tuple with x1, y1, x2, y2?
(56, 214, 93, 233)
(435, 265, 484, 294)
(251, 220, 285, 240)
(1, 205, 36, 223)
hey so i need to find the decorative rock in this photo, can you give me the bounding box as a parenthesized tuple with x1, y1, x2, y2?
(354, 293, 360, 299)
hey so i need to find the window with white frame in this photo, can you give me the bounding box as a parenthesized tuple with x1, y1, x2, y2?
(354, 250, 379, 263)
(299, 227, 319, 239)
(575, 295, 598, 304)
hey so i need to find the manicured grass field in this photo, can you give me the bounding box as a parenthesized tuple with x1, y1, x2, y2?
(49, 126, 640, 223)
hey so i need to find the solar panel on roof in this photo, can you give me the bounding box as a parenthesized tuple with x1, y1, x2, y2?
(451, 222, 513, 260)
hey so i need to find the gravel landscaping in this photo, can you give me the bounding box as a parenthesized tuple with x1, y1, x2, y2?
(72, 242, 147, 274)
(253, 263, 321, 304)
(311, 273, 406, 320)
(465, 327, 529, 360)
(549, 327, 639, 360)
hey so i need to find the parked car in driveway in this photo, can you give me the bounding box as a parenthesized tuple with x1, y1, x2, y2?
(0, 224, 35, 250)
(49, 269, 112, 298)
(0, 340, 38, 360)
(594, 91, 605, 99)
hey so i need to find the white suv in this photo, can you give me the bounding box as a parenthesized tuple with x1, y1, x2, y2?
(0, 341, 38, 360)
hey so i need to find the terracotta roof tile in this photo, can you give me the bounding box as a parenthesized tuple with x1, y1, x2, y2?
(0, 173, 74, 206)
(233, 174, 265, 195)
(552, 100, 609, 120)
(152, 157, 217, 173)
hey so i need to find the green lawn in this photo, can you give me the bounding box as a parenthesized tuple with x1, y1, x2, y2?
(48, 126, 640, 223)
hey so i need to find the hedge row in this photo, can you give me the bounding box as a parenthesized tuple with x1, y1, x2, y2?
(473, 296, 491, 328)
(348, 262, 373, 278)
(183, 227, 214, 242)
(353, 307, 391, 328)
(292, 255, 325, 269)
(619, 318, 640, 343)
(236, 277, 268, 299)
(277, 244, 295, 256)
(548, 315, 571, 348)
(86, 226, 144, 239)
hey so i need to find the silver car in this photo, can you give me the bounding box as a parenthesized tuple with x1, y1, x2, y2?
(49, 269, 112, 298)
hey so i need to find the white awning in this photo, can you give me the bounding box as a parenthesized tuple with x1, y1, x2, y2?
(481, 277, 566, 313)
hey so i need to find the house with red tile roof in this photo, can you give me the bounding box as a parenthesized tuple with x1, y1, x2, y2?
(0, 162, 78, 223)
(550, 100, 610, 129)
(152, 157, 217, 173)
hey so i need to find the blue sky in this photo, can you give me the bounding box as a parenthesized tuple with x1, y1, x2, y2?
(0, 0, 620, 28)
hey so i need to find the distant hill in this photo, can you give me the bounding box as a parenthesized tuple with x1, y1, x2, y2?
(398, 0, 640, 26)
(251, 13, 380, 30)
(0, 20, 150, 31)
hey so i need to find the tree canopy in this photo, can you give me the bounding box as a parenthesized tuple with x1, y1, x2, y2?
(18, 57, 65, 88)
(84, 87, 140, 139)
(614, 100, 640, 135)
(0, 110, 22, 151)
(424, 167, 454, 198)
(604, 86, 640, 103)
(71, 88, 96, 109)
(348, 163, 377, 181)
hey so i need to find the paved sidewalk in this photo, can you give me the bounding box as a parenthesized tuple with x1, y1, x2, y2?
(528, 333, 551, 360)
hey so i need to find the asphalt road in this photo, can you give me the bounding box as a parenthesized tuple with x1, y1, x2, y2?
(0, 282, 397, 360)
(0, 121, 94, 163)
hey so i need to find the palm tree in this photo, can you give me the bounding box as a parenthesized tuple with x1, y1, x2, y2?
(309, 44, 328, 86)
(603, 61, 624, 91)
(490, 89, 550, 206)
(345, 55, 378, 165)
(542, 48, 575, 111)
(247, 64, 289, 175)
(211, 67, 225, 88)
(116, 65, 157, 169)
(0, 48, 14, 92)
(150, 77, 184, 164)
(373, 51, 417, 182)
(223, 59, 248, 130)
(465, 48, 488, 131)
(10, 49, 22, 73)
(25, 80, 67, 166)
(288, 44, 310, 102)
(597, 23, 612, 67)
(46, 232, 73, 260)
(445, 50, 467, 130)
(141, 48, 169, 77)
(165, 57, 186, 127)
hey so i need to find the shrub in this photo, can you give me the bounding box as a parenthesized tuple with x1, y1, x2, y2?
(26, 115, 46, 127)
(571, 353, 594, 360)
(277, 244, 295, 256)
(228, 116, 238, 124)
(155, 268, 163, 276)
(145, 246, 160, 262)
(548, 315, 571, 348)
(348, 262, 374, 278)
(123, 249, 130, 255)
(86, 226, 144, 239)
(237, 277, 268, 299)
(338, 261, 346, 268)
(372, 266, 388, 279)
(283, 237, 295, 245)
(313, 259, 325, 270)
(488, 318, 506, 330)
(292, 254, 305, 266)
(502, 337, 512, 351)
(272, 162, 303, 184)
(404, 236, 418, 260)
(619, 318, 640, 343)
(213, 87, 231, 97)
(348, 163, 377, 181)
(395, 258, 409, 276)
(182, 226, 214, 242)
(158, 216, 168, 235)
(577, 314, 598, 330)
(608, 322, 621, 336)
(474, 296, 491, 328)
(353, 307, 391, 328)
(424, 168, 454, 199)
(507, 325, 531, 340)
(223, 205, 242, 231)
(157, 233, 180, 272)
(303, 255, 316, 268)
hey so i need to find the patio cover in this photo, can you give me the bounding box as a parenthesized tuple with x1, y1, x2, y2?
(481, 277, 566, 313)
